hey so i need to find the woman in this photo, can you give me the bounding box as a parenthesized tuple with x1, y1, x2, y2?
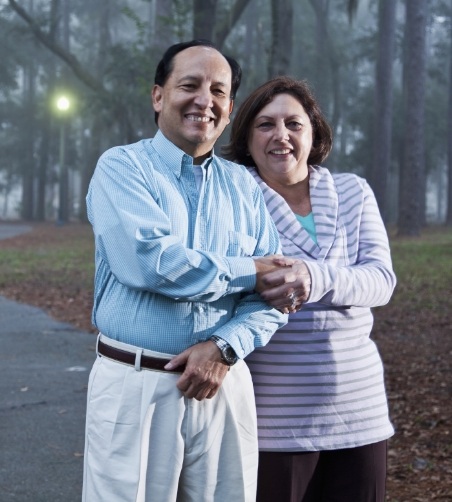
(223, 76, 396, 502)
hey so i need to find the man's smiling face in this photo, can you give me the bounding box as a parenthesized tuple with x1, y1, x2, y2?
(152, 46, 233, 164)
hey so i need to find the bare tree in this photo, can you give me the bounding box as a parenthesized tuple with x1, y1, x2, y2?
(370, 0, 397, 222)
(398, 0, 428, 236)
(7, 0, 105, 93)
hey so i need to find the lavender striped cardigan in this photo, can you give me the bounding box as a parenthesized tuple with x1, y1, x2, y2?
(246, 165, 397, 451)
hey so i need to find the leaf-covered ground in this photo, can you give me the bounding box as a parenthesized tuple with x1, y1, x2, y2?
(0, 223, 451, 501)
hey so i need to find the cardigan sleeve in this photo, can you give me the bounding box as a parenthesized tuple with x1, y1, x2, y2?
(304, 181, 396, 308)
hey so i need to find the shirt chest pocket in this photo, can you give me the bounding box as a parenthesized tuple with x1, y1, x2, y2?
(226, 231, 258, 257)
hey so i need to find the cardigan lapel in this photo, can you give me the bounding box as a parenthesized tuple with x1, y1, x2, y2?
(249, 168, 319, 259)
(308, 165, 339, 260)
(250, 166, 340, 261)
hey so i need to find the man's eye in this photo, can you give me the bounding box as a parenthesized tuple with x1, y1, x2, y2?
(212, 89, 226, 96)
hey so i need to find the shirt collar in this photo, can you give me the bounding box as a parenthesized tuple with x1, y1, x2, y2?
(151, 130, 214, 178)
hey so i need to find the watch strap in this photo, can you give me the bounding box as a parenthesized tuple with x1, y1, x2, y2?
(210, 335, 238, 365)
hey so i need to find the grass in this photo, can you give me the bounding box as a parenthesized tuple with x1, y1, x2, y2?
(0, 223, 94, 290)
(0, 222, 451, 316)
(0, 223, 96, 331)
(388, 226, 452, 313)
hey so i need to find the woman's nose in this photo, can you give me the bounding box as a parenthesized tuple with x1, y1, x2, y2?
(274, 123, 289, 141)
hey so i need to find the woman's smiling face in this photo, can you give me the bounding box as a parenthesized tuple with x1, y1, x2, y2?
(248, 93, 313, 185)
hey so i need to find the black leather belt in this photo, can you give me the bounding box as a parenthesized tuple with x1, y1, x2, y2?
(97, 339, 185, 373)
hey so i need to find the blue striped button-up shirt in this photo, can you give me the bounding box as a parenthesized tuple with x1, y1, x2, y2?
(86, 131, 287, 358)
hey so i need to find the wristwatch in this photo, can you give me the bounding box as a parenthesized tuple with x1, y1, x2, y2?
(210, 335, 238, 366)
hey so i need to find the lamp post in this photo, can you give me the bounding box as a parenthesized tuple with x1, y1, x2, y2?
(56, 95, 70, 224)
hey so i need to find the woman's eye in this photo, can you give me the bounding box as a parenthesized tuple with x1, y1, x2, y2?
(287, 121, 302, 130)
(257, 122, 273, 128)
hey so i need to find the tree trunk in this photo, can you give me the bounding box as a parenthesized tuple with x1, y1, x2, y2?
(21, 0, 36, 221)
(77, 1, 111, 222)
(446, 1, 452, 225)
(268, 0, 293, 76)
(57, 0, 70, 224)
(79, 116, 102, 222)
(36, 116, 51, 221)
(21, 59, 36, 221)
(308, 0, 330, 110)
(193, 0, 217, 41)
(307, 0, 342, 141)
(152, 0, 174, 54)
(398, 0, 428, 236)
(215, 0, 252, 49)
(36, 0, 59, 221)
(370, 0, 396, 222)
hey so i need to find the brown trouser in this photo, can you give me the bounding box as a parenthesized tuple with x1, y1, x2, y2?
(256, 440, 387, 502)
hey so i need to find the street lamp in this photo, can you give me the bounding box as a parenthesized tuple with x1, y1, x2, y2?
(56, 96, 70, 112)
(56, 95, 71, 225)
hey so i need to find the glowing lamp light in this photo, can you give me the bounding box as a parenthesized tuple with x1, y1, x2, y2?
(56, 96, 70, 111)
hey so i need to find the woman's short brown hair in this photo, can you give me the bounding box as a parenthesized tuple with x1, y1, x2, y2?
(223, 76, 333, 166)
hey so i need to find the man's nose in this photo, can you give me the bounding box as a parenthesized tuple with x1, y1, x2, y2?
(194, 86, 213, 108)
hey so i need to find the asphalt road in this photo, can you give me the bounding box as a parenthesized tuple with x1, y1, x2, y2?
(0, 225, 96, 501)
(0, 224, 32, 240)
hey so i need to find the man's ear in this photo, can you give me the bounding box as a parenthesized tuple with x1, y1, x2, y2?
(152, 85, 163, 112)
(225, 100, 234, 125)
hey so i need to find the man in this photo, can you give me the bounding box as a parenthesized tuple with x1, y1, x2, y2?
(83, 39, 304, 502)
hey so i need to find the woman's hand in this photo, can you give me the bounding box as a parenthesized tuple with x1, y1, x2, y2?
(256, 259, 311, 313)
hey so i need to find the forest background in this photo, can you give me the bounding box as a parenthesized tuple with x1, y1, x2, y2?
(0, 0, 451, 237)
(0, 1, 451, 501)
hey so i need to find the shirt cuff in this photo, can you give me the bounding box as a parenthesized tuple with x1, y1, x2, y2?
(223, 257, 256, 293)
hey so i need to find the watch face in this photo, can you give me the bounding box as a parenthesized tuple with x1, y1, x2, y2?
(223, 346, 238, 365)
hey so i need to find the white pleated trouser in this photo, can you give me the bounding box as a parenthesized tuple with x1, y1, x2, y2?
(82, 336, 258, 502)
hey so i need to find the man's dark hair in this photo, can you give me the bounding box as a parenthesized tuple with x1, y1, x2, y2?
(153, 39, 242, 124)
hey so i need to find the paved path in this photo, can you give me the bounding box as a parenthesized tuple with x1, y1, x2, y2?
(0, 225, 96, 501)
(0, 223, 32, 240)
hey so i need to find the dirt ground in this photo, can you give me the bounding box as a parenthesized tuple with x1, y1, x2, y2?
(1, 223, 451, 501)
